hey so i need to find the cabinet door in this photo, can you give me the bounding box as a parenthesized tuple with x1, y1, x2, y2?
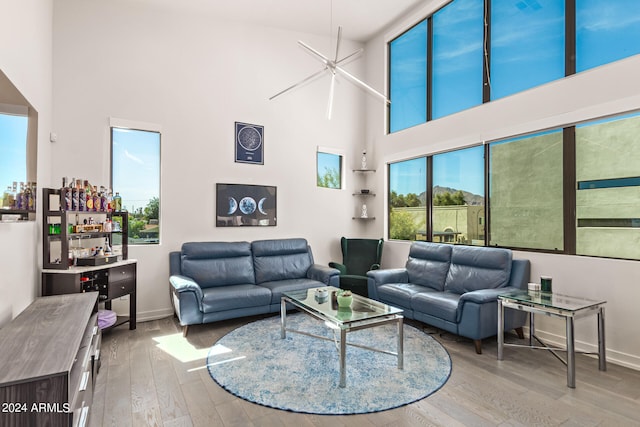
(108, 264, 136, 300)
(42, 273, 80, 296)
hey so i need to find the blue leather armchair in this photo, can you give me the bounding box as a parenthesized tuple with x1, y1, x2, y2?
(367, 242, 529, 353)
(170, 238, 340, 336)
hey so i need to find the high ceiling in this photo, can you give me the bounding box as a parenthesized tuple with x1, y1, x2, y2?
(133, 0, 426, 42)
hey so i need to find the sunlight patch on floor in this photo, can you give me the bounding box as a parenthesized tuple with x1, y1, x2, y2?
(152, 333, 216, 363)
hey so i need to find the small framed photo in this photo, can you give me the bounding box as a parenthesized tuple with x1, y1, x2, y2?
(235, 122, 264, 164)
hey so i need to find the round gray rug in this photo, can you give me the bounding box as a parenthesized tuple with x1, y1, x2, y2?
(207, 313, 451, 415)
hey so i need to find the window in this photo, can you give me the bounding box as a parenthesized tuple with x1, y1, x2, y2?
(432, 146, 485, 245)
(316, 150, 343, 189)
(432, 0, 484, 119)
(388, 157, 427, 241)
(576, 0, 640, 72)
(111, 124, 161, 245)
(0, 110, 28, 209)
(389, 20, 427, 133)
(489, 130, 564, 250)
(575, 113, 640, 260)
(490, 0, 565, 100)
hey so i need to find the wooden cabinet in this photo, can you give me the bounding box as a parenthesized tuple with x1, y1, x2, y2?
(42, 260, 137, 330)
(0, 293, 100, 427)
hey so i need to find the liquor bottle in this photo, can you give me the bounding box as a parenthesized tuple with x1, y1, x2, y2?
(93, 186, 100, 212)
(113, 192, 122, 212)
(71, 178, 79, 211)
(78, 179, 86, 211)
(62, 177, 72, 211)
(85, 180, 93, 211)
(25, 183, 34, 212)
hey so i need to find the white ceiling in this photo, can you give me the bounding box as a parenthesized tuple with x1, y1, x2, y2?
(133, 0, 425, 42)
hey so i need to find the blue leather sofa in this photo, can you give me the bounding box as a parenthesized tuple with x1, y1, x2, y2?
(169, 238, 340, 336)
(367, 242, 529, 353)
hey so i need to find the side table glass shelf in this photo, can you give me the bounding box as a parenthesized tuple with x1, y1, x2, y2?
(497, 290, 606, 388)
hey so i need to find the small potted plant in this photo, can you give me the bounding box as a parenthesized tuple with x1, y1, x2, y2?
(336, 290, 353, 308)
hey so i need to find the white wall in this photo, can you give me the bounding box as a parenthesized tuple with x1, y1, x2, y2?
(52, 0, 372, 321)
(0, 0, 53, 326)
(364, 8, 640, 370)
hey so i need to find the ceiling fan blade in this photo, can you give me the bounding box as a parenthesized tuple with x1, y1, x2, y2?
(269, 67, 328, 101)
(327, 72, 336, 119)
(335, 65, 390, 104)
(334, 26, 342, 63)
(337, 48, 363, 66)
(298, 41, 331, 67)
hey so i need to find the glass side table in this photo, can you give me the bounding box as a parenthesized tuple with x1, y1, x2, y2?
(497, 290, 606, 388)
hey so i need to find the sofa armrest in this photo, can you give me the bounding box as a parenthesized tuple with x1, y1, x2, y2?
(308, 264, 341, 286)
(459, 286, 522, 304)
(366, 268, 409, 300)
(169, 275, 204, 310)
(328, 262, 347, 275)
(370, 263, 381, 270)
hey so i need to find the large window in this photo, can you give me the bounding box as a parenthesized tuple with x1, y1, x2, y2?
(432, 146, 485, 245)
(389, 20, 427, 133)
(575, 113, 640, 259)
(576, 0, 640, 72)
(388, 157, 427, 241)
(111, 126, 161, 245)
(0, 111, 28, 209)
(432, 0, 484, 118)
(489, 130, 564, 250)
(490, 0, 565, 100)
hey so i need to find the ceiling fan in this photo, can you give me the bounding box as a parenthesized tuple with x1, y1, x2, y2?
(269, 26, 390, 119)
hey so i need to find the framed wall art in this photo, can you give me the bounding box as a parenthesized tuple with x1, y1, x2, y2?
(216, 183, 276, 227)
(235, 122, 264, 164)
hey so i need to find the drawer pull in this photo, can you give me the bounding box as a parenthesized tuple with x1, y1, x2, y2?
(79, 371, 90, 391)
(121, 285, 126, 290)
(92, 326, 98, 336)
(78, 405, 89, 427)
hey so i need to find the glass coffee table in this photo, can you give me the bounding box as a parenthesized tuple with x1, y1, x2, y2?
(497, 290, 606, 388)
(281, 286, 404, 388)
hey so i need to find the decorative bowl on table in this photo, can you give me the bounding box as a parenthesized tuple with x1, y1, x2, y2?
(314, 288, 329, 303)
(336, 290, 353, 308)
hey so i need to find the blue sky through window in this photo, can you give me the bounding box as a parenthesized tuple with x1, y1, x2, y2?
(576, 0, 640, 72)
(111, 128, 160, 213)
(433, 145, 484, 196)
(432, 0, 484, 119)
(389, 157, 426, 196)
(0, 113, 28, 194)
(317, 151, 341, 189)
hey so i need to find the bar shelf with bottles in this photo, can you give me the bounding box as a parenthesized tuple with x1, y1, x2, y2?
(42, 181, 128, 270)
(0, 181, 37, 221)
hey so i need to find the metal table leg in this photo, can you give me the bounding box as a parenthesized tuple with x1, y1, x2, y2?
(497, 298, 504, 360)
(566, 316, 575, 388)
(598, 306, 607, 371)
(280, 298, 287, 339)
(339, 328, 347, 388)
(397, 317, 404, 370)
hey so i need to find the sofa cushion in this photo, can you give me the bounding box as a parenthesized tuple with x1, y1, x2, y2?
(411, 291, 460, 323)
(181, 242, 255, 288)
(377, 283, 432, 309)
(444, 245, 512, 294)
(260, 278, 323, 304)
(252, 238, 313, 284)
(405, 242, 452, 291)
(201, 284, 271, 312)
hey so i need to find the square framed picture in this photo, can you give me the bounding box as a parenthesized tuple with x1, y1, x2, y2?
(235, 122, 264, 164)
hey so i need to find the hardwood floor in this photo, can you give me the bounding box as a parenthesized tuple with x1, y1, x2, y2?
(90, 315, 640, 427)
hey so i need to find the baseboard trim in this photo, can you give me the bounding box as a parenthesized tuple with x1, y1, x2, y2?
(524, 327, 640, 371)
(137, 308, 174, 323)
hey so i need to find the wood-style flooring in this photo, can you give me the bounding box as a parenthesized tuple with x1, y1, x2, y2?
(89, 314, 640, 426)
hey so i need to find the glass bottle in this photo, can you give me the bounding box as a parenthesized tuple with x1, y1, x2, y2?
(113, 192, 122, 212)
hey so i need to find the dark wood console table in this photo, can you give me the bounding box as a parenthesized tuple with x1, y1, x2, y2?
(42, 259, 137, 330)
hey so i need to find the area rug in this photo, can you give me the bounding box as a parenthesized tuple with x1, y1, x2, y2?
(206, 313, 451, 415)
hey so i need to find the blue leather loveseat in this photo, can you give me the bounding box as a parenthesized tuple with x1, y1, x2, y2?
(367, 242, 530, 353)
(169, 238, 340, 336)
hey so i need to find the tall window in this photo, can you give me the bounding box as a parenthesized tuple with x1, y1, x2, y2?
(490, 0, 565, 100)
(576, 0, 640, 72)
(389, 20, 427, 133)
(111, 126, 161, 245)
(0, 109, 28, 209)
(575, 113, 640, 259)
(432, 146, 485, 245)
(432, 0, 484, 119)
(316, 150, 343, 189)
(388, 157, 427, 241)
(489, 130, 563, 250)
